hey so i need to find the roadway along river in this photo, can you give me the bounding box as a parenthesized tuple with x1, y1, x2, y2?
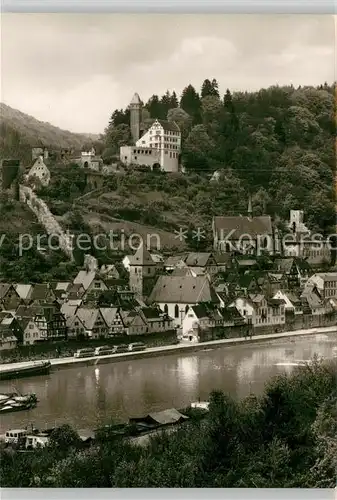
(0, 332, 336, 434)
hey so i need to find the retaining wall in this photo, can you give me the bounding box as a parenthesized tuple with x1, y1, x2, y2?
(19, 185, 74, 260)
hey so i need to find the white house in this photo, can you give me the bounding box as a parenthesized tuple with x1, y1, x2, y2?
(306, 273, 337, 299)
(228, 297, 255, 324)
(26, 156, 50, 187)
(272, 290, 303, 315)
(120, 94, 181, 173)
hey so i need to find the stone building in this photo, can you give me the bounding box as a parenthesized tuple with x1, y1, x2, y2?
(120, 93, 181, 173)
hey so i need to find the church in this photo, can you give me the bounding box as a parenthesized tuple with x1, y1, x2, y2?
(120, 93, 181, 173)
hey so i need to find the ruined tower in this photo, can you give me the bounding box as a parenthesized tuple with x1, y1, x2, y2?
(130, 93, 142, 144)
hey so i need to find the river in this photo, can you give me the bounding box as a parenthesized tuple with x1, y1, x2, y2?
(0, 332, 336, 433)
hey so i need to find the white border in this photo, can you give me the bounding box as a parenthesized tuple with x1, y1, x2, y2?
(1, 0, 336, 13)
(1, 0, 336, 498)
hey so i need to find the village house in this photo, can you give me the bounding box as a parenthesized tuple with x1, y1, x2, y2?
(139, 306, 175, 334)
(272, 290, 303, 315)
(148, 275, 220, 327)
(66, 314, 86, 340)
(306, 272, 337, 299)
(15, 303, 66, 341)
(273, 257, 311, 289)
(184, 252, 219, 276)
(300, 285, 329, 316)
(28, 283, 56, 306)
(73, 270, 108, 296)
(99, 265, 120, 280)
(26, 156, 51, 187)
(182, 304, 223, 339)
(0, 326, 18, 351)
(75, 308, 108, 339)
(99, 307, 125, 335)
(0, 283, 22, 312)
(0, 312, 24, 344)
(228, 296, 256, 324)
(249, 294, 286, 328)
(120, 310, 148, 336)
(60, 299, 82, 319)
(163, 255, 188, 273)
(15, 284, 34, 303)
(19, 317, 45, 345)
(212, 202, 275, 256)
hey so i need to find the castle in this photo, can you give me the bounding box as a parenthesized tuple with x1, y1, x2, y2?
(120, 93, 181, 173)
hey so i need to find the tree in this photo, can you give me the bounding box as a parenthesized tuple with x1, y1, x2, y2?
(201, 78, 220, 99)
(167, 107, 192, 139)
(180, 84, 202, 124)
(105, 124, 132, 154)
(182, 124, 214, 172)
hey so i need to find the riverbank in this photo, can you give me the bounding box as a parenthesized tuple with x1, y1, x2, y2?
(1, 325, 336, 376)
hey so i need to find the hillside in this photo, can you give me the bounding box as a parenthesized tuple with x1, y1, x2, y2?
(0, 103, 98, 164)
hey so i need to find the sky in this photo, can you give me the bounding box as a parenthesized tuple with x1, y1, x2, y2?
(1, 14, 335, 134)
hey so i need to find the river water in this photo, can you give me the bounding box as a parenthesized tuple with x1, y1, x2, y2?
(0, 333, 336, 433)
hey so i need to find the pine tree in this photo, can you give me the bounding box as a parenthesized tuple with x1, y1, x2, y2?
(201, 78, 220, 98)
(180, 84, 202, 124)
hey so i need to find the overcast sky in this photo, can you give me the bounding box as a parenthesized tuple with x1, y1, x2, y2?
(1, 14, 335, 134)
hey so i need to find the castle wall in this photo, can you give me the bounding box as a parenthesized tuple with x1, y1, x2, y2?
(19, 185, 74, 260)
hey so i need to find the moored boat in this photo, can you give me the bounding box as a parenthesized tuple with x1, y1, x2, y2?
(0, 361, 51, 381)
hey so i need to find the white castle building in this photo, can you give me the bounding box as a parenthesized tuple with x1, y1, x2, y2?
(120, 93, 181, 173)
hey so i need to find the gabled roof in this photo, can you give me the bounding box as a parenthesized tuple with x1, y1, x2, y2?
(213, 215, 272, 238)
(140, 307, 163, 320)
(149, 119, 180, 133)
(15, 284, 33, 300)
(148, 275, 219, 304)
(248, 293, 265, 304)
(128, 244, 156, 266)
(184, 253, 213, 267)
(0, 283, 12, 299)
(30, 284, 54, 302)
(73, 270, 104, 291)
(164, 255, 188, 267)
(67, 283, 86, 299)
(76, 308, 102, 330)
(99, 307, 119, 326)
(15, 304, 41, 319)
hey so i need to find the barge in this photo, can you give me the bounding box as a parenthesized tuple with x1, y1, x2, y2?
(0, 361, 51, 381)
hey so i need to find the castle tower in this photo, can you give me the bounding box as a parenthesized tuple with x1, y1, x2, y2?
(128, 242, 157, 298)
(130, 93, 142, 144)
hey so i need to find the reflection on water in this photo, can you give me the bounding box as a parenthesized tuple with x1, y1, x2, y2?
(0, 333, 336, 432)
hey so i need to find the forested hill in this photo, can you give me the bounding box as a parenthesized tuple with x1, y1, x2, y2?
(0, 103, 99, 165)
(103, 80, 336, 234)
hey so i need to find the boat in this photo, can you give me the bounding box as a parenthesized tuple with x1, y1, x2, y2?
(0, 361, 51, 381)
(0, 390, 38, 414)
(0, 401, 36, 414)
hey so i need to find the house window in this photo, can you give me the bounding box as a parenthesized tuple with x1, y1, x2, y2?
(164, 304, 168, 314)
(174, 304, 179, 318)
(94, 282, 101, 288)
(185, 305, 189, 314)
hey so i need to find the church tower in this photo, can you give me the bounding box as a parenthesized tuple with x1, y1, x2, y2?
(128, 243, 157, 299)
(130, 93, 142, 144)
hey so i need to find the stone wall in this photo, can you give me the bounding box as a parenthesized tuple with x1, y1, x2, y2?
(202, 313, 337, 342)
(19, 185, 74, 260)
